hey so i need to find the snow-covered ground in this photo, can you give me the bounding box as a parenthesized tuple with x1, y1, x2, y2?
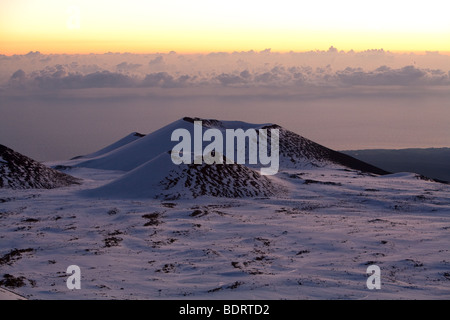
(1, 166, 449, 299)
(0, 287, 26, 300)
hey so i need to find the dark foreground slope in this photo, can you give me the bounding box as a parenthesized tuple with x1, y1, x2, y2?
(0, 144, 81, 189)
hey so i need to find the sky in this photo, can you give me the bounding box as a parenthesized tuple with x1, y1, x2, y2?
(2, 0, 450, 55)
(0, 1, 450, 161)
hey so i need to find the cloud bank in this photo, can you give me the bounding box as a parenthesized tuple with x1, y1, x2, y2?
(2, 48, 450, 90)
(6, 64, 450, 90)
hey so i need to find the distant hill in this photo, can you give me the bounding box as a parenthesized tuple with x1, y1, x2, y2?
(69, 117, 390, 199)
(70, 132, 145, 160)
(342, 148, 450, 183)
(0, 144, 81, 189)
(70, 117, 389, 175)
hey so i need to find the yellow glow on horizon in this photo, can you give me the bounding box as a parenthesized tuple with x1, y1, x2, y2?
(1, 0, 450, 55)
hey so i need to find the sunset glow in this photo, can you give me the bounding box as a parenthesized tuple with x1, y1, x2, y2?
(2, 0, 450, 54)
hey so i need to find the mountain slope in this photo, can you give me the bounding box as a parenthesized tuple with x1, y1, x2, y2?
(73, 119, 192, 171)
(0, 144, 81, 189)
(73, 117, 389, 175)
(84, 152, 284, 199)
(264, 124, 389, 174)
(343, 148, 450, 182)
(71, 132, 145, 160)
(0, 287, 27, 300)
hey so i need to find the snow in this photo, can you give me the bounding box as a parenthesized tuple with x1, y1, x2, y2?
(82, 152, 283, 199)
(1, 118, 449, 299)
(1, 166, 449, 300)
(78, 132, 145, 159)
(0, 145, 80, 189)
(0, 287, 26, 300)
(70, 118, 194, 171)
(65, 118, 340, 173)
(380, 172, 425, 179)
(82, 152, 179, 198)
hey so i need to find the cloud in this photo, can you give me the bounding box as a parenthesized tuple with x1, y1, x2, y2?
(7, 65, 450, 90)
(142, 72, 190, 88)
(116, 62, 142, 72)
(148, 56, 164, 66)
(11, 69, 26, 80)
(337, 65, 449, 86)
(8, 69, 27, 88)
(24, 51, 42, 58)
(215, 73, 247, 86)
(327, 46, 339, 53)
(73, 71, 137, 88)
(8, 69, 137, 89)
(3, 49, 450, 90)
(76, 64, 103, 74)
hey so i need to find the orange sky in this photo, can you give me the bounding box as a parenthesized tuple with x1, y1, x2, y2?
(1, 0, 450, 55)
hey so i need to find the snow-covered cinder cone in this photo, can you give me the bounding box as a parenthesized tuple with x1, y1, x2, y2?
(70, 117, 388, 175)
(83, 152, 285, 199)
(76, 116, 390, 199)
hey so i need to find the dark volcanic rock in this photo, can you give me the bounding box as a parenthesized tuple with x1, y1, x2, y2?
(0, 144, 81, 189)
(159, 161, 281, 199)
